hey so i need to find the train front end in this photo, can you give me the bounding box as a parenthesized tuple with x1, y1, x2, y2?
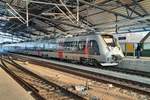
(101, 34, 124, 66)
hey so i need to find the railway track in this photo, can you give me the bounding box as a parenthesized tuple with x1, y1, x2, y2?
(13, 53, 150, 78)
(102, 66, 150, 78)
(10, 54, 150, 96)
(0, 56, 85, 100)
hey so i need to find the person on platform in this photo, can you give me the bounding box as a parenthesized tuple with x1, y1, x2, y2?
(136, 43, 143, 59)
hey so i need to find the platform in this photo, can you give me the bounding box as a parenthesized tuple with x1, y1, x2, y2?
(118, 56, 150, 72)
(0, 67, 34, 100)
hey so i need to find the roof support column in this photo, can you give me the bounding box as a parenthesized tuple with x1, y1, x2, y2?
(140, 32, 150, 43)
(26, 0, 29, 27)
(77, 0, 79, 24)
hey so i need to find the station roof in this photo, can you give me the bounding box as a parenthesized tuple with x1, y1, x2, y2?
(0, 0, 150, 41)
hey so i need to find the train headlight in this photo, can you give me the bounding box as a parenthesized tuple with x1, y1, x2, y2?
(112, 55, 117, 61)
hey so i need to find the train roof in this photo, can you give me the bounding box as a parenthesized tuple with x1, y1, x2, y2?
(2, 34, 114, 46)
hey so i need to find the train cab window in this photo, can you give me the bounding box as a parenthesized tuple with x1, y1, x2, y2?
(102, 35, 116, 47)
(88, 40, 100, 55)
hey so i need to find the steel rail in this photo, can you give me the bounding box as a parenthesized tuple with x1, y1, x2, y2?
(13, 53, 150, 78)
(100, 66, 150, 78)
(1, 56, 85, 100)
(10, 54, 150, 96)
(0, 58, 45, 100)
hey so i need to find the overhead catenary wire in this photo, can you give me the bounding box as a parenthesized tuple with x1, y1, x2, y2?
(7, 9, 25, 24)
(55, 5, 75, 24)
(6, 3, 26, 22)
(59, 0, 77, 21)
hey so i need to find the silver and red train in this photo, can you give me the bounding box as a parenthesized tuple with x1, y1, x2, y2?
(3, 34, 124, 66)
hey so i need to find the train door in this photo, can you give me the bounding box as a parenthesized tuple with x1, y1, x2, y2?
(83, 38, 89, 58)
(57, 41, 64, 59)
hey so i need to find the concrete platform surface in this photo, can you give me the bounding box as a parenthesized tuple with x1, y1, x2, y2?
(0, 67, 34, 100)
(118, 56, 150, 72)
(125, 56, 150, 61)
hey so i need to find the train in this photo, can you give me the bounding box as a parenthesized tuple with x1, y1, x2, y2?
(2, 34, 124, 66)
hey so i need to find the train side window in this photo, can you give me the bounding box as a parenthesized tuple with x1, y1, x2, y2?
(78, 41, 86, 53)
(64, 42, 67, 50)
(88, 40, 100, 55)
(64, 41, 74, 52)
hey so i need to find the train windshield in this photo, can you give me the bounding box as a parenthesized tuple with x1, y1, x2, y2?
(102, 35, 116, 47)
